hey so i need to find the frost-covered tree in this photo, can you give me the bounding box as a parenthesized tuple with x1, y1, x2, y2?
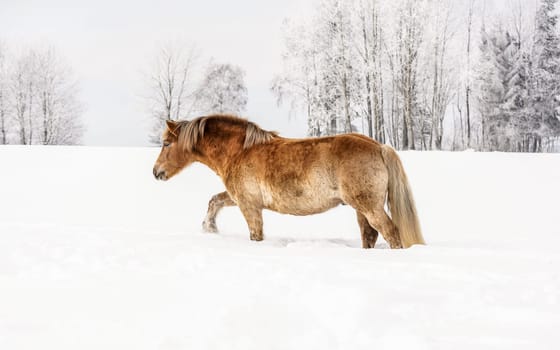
(274, 0, 363, 137)
(3, 45, 85, 145)
(35, 48, 84, 145)
(424, 0, 455, 150)
(529, 0, 560, 150)
(318, 0, 362, 134)
(272, 21, 323, 135)
(353, 0, 385, 141)
(476, 25, 520, 151)
(464, 0, 476, 148)
(196, 63, 248, 115)
(145, 44, 199, 144)
(10, 50, 38, 145)
(0, 42, 9, 144)
(474, 0, 560, 152)
(390, 0, 430, 150)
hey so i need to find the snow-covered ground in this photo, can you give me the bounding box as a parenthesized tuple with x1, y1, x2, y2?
(0, 146, 559, 350)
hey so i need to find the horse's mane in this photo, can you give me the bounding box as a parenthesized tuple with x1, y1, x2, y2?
(176, 115, 278, 152)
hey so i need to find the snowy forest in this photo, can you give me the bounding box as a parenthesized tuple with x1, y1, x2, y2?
(272, 0, 560, 152)
(0, 44, 84, 145)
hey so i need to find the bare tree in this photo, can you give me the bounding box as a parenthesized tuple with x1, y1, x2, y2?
(145, 43, 199, 144)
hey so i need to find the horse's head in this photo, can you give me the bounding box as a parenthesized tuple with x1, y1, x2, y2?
(153, 120, 194, 181)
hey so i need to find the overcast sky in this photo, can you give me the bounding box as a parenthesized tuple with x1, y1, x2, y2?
(1, 0, 512, 146)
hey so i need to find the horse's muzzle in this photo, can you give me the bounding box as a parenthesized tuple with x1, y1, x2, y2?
(153, 167, 168, 181)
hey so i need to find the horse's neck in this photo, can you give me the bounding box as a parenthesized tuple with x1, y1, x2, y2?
(197, 131, 244, 177)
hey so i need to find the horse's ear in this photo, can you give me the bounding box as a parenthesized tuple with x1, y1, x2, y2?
(166, 120, 179, 137)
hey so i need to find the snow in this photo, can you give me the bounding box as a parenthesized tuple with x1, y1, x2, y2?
(0, 146, 559, 349)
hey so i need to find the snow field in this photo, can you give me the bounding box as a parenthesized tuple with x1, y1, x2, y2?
(0, 146, 559, 349)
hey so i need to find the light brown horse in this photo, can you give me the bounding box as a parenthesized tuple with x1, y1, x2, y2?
(153, 115, 425, 249)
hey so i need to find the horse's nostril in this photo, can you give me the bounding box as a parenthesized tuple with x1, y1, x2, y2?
(153, 168, 164, 180)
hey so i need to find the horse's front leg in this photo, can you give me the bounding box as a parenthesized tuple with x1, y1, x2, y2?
(202, 191, 236, 233)
(238, 204, 264, 242)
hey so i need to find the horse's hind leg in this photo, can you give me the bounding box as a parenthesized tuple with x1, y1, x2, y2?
(203, 191, 236, 233)
(364, 211, 403, 249)
(357, 211, 379, 249)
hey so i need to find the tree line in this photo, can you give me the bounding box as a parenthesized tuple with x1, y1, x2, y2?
(0, 43, 84, 145)
(273, 0, 560, 152)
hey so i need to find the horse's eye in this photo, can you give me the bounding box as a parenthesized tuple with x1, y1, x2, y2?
(163, 142, 171, 147)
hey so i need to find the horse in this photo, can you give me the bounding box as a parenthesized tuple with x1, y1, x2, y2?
(152, 114, 425, 249)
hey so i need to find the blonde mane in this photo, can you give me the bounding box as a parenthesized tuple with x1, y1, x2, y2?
(176, 115, 278, 152)
(244, 122, 278, 149)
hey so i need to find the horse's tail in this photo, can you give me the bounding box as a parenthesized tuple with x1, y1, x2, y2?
(381, 145, 425, 248)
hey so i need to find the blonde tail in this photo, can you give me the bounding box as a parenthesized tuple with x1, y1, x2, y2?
(381, 145, 425, 248)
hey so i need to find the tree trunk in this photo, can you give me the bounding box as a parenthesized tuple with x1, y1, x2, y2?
(43, 92, 48, 145)
(375, 63, 385, 143)
(343, 71, 352, 133)
(361, 13, 374, 138)
(27, 81, 33, 145)
(365, 75, 373, 137)
(466, 0, 474, 148)
(0, 91, 5, 145)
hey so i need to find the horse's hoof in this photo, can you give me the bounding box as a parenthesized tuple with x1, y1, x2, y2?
(202, 221, 218, 233)
(250, 234, 264, 241)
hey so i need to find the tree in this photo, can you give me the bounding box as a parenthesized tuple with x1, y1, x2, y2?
(196, 63, 248, 115)
(274, 0, 362, 137)
(35, 48, 84, 145)
(3, 46, 84, 145)
(271, 21, 323, 136)
(476, 23, 530, 151)
(465, 0, 476, 148)
(419, 0, 456, 150)
(0, 41, 9, 144)
(530, 0, 560, 150)
(273, 18, 331, 136)
(353, 0, 385, 141)
(319, 0, 361, 134)
(393, 0, 429, 150)
(474, 0, 560, 152)
(10, 50, 37, 144)
(145, 44, 199, 144)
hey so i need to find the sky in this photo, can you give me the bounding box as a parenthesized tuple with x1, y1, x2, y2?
(0, 0, 513, 146)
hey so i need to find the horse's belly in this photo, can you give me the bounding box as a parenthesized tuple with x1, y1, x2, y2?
(263, 188, 343, 216)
